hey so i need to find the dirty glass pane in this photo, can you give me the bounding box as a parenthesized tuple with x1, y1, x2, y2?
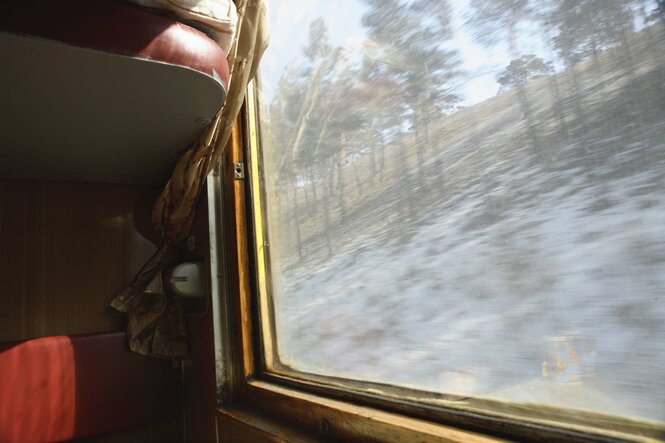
(256, 0, 665, 426)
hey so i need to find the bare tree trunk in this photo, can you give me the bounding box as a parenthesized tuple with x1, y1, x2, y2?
(541, 27, 569, 140)
(412, 103, 427, 191)
(508, 22, 540, 156)
(289, 175, 304, 261)
(336, 142, 347, 223)
(565, 66, 591, 155)
(589, 36, 606, 89)
(398, 140, 416, 223)
(322, 171, 334, 258)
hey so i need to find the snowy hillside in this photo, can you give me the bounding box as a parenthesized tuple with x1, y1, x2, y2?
(261, 20, 665, 423)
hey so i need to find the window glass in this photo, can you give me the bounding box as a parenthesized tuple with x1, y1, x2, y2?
(255, 0, 665, 425)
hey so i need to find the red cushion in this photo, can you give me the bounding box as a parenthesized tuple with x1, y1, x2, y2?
(0, 0, 229, 91)
(0, 333, 180, 442)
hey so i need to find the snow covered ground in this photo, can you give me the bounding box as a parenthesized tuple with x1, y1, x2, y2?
(269, 122, 665, 423)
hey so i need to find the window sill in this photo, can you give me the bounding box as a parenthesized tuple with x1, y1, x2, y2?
(226, 379, 510, 443)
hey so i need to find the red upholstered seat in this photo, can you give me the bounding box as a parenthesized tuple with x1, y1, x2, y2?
(0, 333, 180, 442)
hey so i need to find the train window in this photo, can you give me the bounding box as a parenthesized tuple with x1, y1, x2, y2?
(247, 0, 665, 439)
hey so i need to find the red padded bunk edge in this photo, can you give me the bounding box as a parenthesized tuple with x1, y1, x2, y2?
(0, 0, 230, 90)
(0, 333, 180, 442)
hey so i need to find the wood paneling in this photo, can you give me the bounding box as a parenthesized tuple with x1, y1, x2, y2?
(73, 419, 181, 443)
(0, 179, 159, 341)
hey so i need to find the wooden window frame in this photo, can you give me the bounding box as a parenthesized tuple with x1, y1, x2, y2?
(212, 82, 664, 443)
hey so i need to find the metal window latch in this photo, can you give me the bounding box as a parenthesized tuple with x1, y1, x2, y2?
(233, 162, 245, 179)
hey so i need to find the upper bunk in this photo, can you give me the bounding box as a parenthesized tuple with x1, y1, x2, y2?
(0, 0, 231, 185)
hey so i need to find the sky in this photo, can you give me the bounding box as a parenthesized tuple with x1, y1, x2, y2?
(259, 0, 541, 106)
(258, 0, 657, 106)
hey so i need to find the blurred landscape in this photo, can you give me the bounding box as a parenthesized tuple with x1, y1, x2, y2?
(259, 0, 665, 422)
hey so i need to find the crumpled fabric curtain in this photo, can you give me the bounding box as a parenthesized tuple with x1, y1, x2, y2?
(110, 0, 269, 358)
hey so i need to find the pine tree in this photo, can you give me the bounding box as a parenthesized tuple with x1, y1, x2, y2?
(468, 0, 542, 154)
(360, 0, 462, 192)
(548, 0, 635, 67)
(497, 55, 554, 92)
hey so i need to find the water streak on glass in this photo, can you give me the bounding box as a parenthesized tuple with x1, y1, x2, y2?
(257, 0, 665, 425)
